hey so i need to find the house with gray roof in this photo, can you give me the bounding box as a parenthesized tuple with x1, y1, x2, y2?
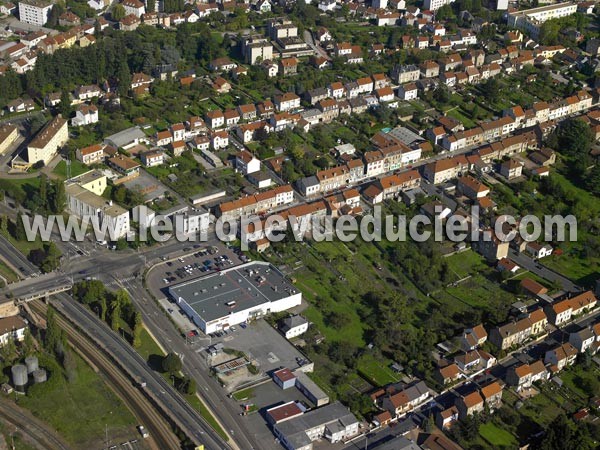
(273, 401, 359, 450)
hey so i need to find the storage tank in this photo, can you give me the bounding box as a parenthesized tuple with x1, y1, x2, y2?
(25, 356, 39, 374)
(32, 369, 47, 384)
(11, 365, 28, 392)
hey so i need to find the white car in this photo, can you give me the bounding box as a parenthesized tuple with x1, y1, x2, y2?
(137, 425, 149, 439)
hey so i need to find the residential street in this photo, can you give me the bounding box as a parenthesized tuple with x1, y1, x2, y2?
(508, 249, 579, 292)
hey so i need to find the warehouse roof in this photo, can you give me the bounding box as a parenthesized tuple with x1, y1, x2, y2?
(168, 262, 298, 323)
(104, 126, 145, 148)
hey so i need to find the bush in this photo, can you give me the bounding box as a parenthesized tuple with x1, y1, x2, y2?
(161, 352, 182, 374)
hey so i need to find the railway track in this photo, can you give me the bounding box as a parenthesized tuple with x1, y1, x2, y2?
(29, 300, 182, 450)
(0, 398, 72, 450)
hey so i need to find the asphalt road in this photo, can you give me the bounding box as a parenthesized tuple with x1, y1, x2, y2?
(2, 234, 225, 297)
(7, 272, 72, 299)
(0, 235, 39, 277)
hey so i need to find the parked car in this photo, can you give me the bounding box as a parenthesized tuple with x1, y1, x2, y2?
(138, 426, 149, 439)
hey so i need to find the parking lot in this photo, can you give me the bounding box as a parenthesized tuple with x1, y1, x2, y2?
(146, 241, 250, 334)
(160, 245, 248, 285)
(205, 318, 311, 376)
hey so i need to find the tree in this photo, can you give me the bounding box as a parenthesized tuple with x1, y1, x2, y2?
(99, 296, 107, 322)
(325, 310, 351, 330)
(115, 238, 128, 250)
(433, 85, 451, 104)
(45, 306, 63, 355)
(40, 242, 62, 273)
(29, 248, 48, 267)
(132, 311, 142, 348)
(481, 78, 501, 104)
(52, 179, 66, 213)
(117, 60, 131, 97)
(436, 4, 454, 20)
(62, 350, 77, 383)
(539, 20, 561, 45)
(162, 352, 182, 374)
(22, 327, 35, 355)
(112, 4, 126, 21)
(327, 341, 358, 368)
(0, 336, 17, 364)
(186, 377, 196, 395)
(59, 91, 72, 119)
(0, 214, 8, 235)
(110, 301, 121, 331)
(73, 279, 107, 305)
(39, 174, 48, 211)
(479, 24, 496, 41)
(585, 165, 600, 196)
(13, 216, 27, 241)
(556, 118, 594, 158)
(146, 0, 155, 12)
(535, 414, 572, 450)
(47, 3, 65, 27)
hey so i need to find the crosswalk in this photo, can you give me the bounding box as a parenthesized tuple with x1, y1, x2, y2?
(105, 276, 137, 287)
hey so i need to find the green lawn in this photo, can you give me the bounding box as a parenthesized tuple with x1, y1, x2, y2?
(136, 327, 165, 363)
(518, 389, 567, 426)
(0, 177, 40, 189)
(357, 354, 400, 387)
(52, 160, 90, 180)
(479, 422, 518, 447)
(18, 354, 137, 447)
(446, 108, 477, 129)
(559, 365, 599, 401)
(232, 387, 254, 401)
(443, 274, 516, 309)
(445, 250, 487, 280)
(542, 250, 600, 287)
(0, 259, 19, 283)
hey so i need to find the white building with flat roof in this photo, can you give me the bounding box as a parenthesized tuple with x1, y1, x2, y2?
(132, 204, 156, 229)
(423, 0, 454, 11)
(507, 3, 578, 38)
(173, 208, 210, 236)
(65, 176, 130, 240)
(18, 0, 53, 26)
(68, 170, 107, 196)
(168, 262, 301, 334)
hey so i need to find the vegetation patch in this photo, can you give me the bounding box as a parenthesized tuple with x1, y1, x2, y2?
(18, 353, 137, 447)
(479, 422, 517, 447)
